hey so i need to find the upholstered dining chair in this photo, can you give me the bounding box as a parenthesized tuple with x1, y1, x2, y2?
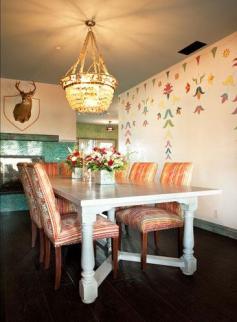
(115, 164, 131, 183)
(43, 162, 76, 215)
(17, 163, 44, 263)
(129, 162, 158, 183)
(59, 162, 72, 177)
(18, 162, 79, 266)
(42, 162, 59, 176)
(116, 162, 158, 242)
(116, 162, 193, 270)
(27, 163, 119, 290)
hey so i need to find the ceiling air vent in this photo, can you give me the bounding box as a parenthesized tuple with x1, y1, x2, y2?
(178, 41, 207, 55)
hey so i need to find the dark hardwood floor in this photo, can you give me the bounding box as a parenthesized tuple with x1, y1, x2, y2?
(1, 211, 237, 322)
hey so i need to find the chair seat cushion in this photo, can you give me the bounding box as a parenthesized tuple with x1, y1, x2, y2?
(53, 214, 119, 247)
(116, 206, 183, 233)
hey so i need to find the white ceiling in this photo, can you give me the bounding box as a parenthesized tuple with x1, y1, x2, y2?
(1, 0, 237, 124)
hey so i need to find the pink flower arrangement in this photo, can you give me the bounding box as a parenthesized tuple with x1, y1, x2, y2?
(66, 147, 83, 168)
(85, 146, 126, 172)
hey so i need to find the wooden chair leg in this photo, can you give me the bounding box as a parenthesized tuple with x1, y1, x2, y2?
(55, 247, 62, 290)
(39, 229, 45, 263)
(141, 232, 148, 270)
(118, 222, 123, 250)
(31, 221, 37, 248)
(178, 227, 183, 257)
(112, 237, 119, 279)
(44, 235, 51, 269)
(153, 231, 159, 249)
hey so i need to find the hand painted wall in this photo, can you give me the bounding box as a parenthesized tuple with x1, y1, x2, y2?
(0, 78, 76, 141)
(118, 32, 237, 229)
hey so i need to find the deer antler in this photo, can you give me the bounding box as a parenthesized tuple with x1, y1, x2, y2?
(15, 81, 23, 94)
(29, 81, 36, 95)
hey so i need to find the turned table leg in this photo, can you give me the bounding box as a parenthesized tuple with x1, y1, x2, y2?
(180, 198, 198, 275)
(79, 210, 98, 304)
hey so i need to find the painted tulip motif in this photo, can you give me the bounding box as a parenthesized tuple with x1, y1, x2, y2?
(223, 48, 230, 58)
(185, 82, 190, 93)
(125, 101, 131, 113)
(233, 58, 237, 67)
(194, 105, 205, 114)
(223, 75, 235, 86)
(207, 74, 215, 85)
(125, 121, 131, 129)
(193, 86, 205, 100)
(125, 137, 131, 145)
(174, 73, 179, 80)
(232, 95, 237, 103)
(142, 98, 149, 115)
(163, 83, 173, 99)
(221, 93, 228, 104)
(232, 108, 237, 115)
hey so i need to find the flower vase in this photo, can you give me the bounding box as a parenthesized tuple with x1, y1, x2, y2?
(95, 170, 115, 185)
(72, 167, 82, 179)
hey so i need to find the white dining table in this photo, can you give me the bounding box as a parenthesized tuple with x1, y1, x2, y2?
(51, 177, 221, 304)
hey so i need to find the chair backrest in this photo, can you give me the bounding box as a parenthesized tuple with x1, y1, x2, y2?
(115, 163, 131, 183)
(129, 162, 158, 183)
(42, 162, 59, 176)
(158, 162, 193, 215)
(17, 162, 42, 228)
(59, 162, 72, 177)
(26, 163, 61, 241)
(160, 162, 193, 186)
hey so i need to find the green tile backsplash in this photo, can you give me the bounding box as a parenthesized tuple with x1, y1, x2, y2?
(0, 126, 118, 214)
(0, 135, 76, 214)
(0, 139, 75, 162)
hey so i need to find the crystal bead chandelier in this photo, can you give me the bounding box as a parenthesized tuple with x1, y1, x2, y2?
(60, 19, 117, 114)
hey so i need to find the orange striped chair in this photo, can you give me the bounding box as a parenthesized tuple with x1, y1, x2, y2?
(59, 162, 72, 177)
(27, 163, 119, 290)
(18, 162, 75, 264)
(116, 162, 193, 270)
(129, 162, 158, 183)
(115, 164, 131, 183)
(43, 162, 59, 176)
(43, 162, 76, 214)
(116, 162, 158, 243)
(17, 163, 45, 263)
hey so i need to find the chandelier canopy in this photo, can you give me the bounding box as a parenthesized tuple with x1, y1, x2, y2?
(60, 19, 117, 114)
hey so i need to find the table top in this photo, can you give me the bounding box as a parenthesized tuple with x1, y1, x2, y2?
(50, 177, 221, 208)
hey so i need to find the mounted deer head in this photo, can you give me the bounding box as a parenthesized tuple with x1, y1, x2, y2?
(13, 81, 36, 123)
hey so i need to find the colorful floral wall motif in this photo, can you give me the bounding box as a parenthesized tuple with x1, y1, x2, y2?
(118, 32, 237, 229)
(119, 32, 237, 160)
